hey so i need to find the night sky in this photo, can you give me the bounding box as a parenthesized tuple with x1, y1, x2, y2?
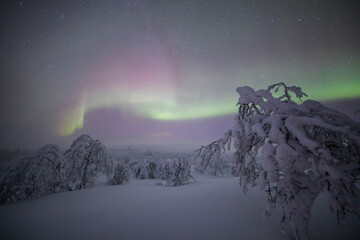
(0, 0, 359, 149)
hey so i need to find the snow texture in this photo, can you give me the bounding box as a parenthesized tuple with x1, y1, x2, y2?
(0, 173, 359, 240)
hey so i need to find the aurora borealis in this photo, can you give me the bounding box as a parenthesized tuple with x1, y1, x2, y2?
(0, 1, 359, 149)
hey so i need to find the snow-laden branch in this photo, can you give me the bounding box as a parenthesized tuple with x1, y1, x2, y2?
(196, 82, 360, 240)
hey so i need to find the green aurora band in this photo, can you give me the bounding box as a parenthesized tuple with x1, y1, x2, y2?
(59, 63, 360, 136)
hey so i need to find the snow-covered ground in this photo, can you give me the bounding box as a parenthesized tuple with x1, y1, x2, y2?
(0, 173, 359, 240)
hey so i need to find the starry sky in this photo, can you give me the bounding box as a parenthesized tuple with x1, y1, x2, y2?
(0, 0, 359, 149)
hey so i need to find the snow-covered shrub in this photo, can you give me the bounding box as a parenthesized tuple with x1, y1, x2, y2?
(158, 155, 192, 186)
(196, 82, 360, 240)
(0, 135, 117, 204)
(130, 160, 157, 179)
(64, 135, 114, 190)
(0, 144, 66, 204)
(111, 162, 130, 185)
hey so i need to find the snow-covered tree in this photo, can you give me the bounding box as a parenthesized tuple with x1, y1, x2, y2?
(0, 135, 118, 204)
(0, 144, 66, 204)
(130, 160, 157, 179)
(111, 162, 130, 185)
(158, 155, 193, 186)
(0, 155, 32, 204)
(27, 144, 67, 195)
(156, 160, 171, 180)
(64, 135, 114, 190)
(196, 82, 360, 240)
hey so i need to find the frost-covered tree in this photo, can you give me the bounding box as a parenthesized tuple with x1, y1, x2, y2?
(0, 144, 66, 204)
(156, 160, 171, 180)
(0, 135, 117, 204)
(130, 160, 157, 179)
(27, 144, 67, 195)
(166, 156, 192, 186)
(111, 162, 130, 185)
(196, 82, 360, 240)
(158, 155, 193, 186)
(64, 135, 114, 190)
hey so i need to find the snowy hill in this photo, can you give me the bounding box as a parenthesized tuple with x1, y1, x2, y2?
(0, 173, 359, 240)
